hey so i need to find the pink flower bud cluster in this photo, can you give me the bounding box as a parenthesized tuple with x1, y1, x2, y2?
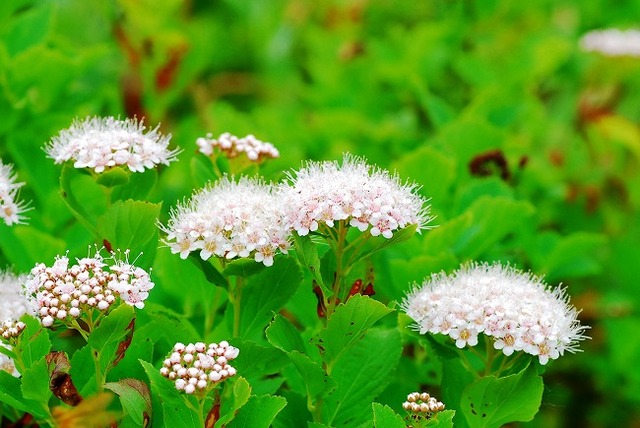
(160, 341, 239, 394)
(280, 155, 432, 238)
(402, 392, 445, 414)
(45, 116, 180, 173)
(162, 176, 290, 267)
(0, 160, 30, 226)
(0, 271, 34, 340)
(403, 263, 588, 365)
(196, 132, 279, 162)
(24, 252, 154, 328)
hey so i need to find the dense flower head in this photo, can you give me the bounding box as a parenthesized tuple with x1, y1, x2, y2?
(580, 28, 640, 57)
(402, 263, 588, 365)
(160, 341, 239, 394)
(0, 343, 19, 377)
(281, 154, 432, 238)
(196, 132, 279, 162)
(161, 176, 291, 266)
(45, 116, 180, 173)
(0, 160, 30, 226)
(0, 271, 35, 340)
(24, 250, 154, 328)
(402, 391, 445, 414)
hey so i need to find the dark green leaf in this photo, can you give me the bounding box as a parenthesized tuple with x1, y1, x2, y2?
(96, 167, 130, 187)
(372, 403, 405, 428)
(293, 234, 329, 296)
(87, 304, 136, 376)
(223, 258, 267, 278)
(189, 253, 229, 289)
(265, 314, 306, 353)
(227, 394, 287, 428)
(215, 377, 252, 427)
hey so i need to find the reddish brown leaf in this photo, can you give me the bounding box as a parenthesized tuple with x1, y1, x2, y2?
(46, 351, 82, 406)
(111, 317, 136, 369)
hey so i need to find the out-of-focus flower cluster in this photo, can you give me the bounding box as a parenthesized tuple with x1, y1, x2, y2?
(24, 251, 154, 328)
(580, 28, 640, 57)
(196, 132, 279, 162)
(45, 116, 180, 173)
(0, 271, 34, 340)
(0, 343, 19, 377)
(281, 155, 432, 238)
(402, 263, 588, 365)
(0, 160, 30, 226)
(160, 341, 239, 394)
(403, 391, 445, 414)
(161, 176, 290, 266)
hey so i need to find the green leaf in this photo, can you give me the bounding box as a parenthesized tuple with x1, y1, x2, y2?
(87, 304, 136, 375)
(227, 394, 287, 428)
(352, 224, 419, 265)
(322, 328, 402, 427)
(460, 362, 543, 428)
(69, 344, 97, 396)
(135, 303, 201, 347)
(60, 164, 102, 231)
(141, 360, 202, 428)
(216, 377, 252, 427)
(232, 340, 288, 396)
(272, 391, 312, 428)
(0, 225, 67, 272)
(111, 168, 158, 201)
(96, 200, 161, 269)
(289, 351, 334, 401)
(21, 358, 51, 404)
(265, 314, 306, 353)
(293, 234, 329, 296)
(96, 167, 130, 187)
(0, 371, 31, 413)
(104, 379, 152, 427)
(318, 294, 394, 370)
(4, 2, 52, 56)
(15, 316, 51, 368)
(425, 410, 456, 427)
(190, 156, 218, 189)
(189, 253, 229, 289)
(233, 257, 302, 340)
(372, 403, 406, 428)
(223, 258, 267, 278)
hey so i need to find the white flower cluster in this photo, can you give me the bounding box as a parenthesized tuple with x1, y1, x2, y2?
(45, 116, 180, 173)
(0, 271, 35, 340)
(0, 160, 30, 226)
(402, 263, 588, 365)
(0, 343, 19, 377)
(580, 28, 640, 57)
(160, 341, 239, 394)
(196, 132, 279, 162)
(161, 176, 290, 266)
(281, 155, 432, 238)
(24, 251, 154, 328)
(402, 392, 445, 414)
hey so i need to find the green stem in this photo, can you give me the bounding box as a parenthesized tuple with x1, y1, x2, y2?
(456, 348, 482, 380)
(324, 221, 348, 319)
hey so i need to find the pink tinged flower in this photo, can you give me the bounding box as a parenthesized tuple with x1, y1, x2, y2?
(161, 176, 291, 266)
(281, 154, 432, 238)
(0, 160, 31, 226)
(402, 262, 588, 364)
(196, 132, 279, 162)
(45, 116, 180, 174)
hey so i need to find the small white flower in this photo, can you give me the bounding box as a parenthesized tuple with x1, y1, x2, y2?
(45, 116, 180, 173)
(580, 28, 640, 57)
(0, 271, 35, 340)
(280, 154, 432, 239)
(161, 176, 291, 266)
(0, 343, 20, 377)
(402, 262, 588, 365)
(196, 132, 279, 162)
(161, 341, 239, 393)
(0, 160, 31, 226)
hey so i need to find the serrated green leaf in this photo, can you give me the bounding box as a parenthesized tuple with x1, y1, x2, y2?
(111, 168, 158, 201)
(289, 351, 334, 401)
(96, 200, 161, 269)
(232, 340, 288, 396)
(460, 362, 543, 427)
(0, 371, 37, 415)
(425, 409, 456, 427)
(372, 403, 406, 428)
(353, 224, 419, 264)
(266, 314, 306, 353)
(233, 257, 302, 340)
(319, 294, 393, 370)
(216, 377, 252, 427)
(13, 316, 50, 369)
(322, 328, 402, 427)
(21, 358, 51, 404)
(227, 394, 287, 428)
(141, 360, 202, 427)
(87, 304, 135, 376)
(104, 378, 152, 426)
(293, 234, 329, 296)
(60, 164, 103, 231)
(69, 344, 97, 396)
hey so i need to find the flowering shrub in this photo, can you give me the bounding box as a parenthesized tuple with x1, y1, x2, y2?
(2, 1, 637, 427)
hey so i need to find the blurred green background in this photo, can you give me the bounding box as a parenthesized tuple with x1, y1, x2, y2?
(1, 1, 640, 426)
